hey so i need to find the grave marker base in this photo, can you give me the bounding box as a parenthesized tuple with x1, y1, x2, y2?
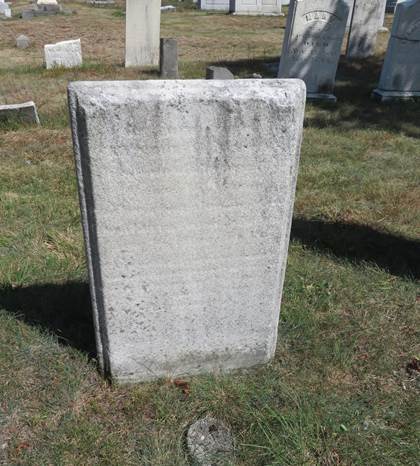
(372, 89, 420, 102)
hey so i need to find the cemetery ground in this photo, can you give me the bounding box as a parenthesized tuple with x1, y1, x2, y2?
(0, 1, 419, 464)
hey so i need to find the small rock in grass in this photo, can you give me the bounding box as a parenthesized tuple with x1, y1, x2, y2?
(187, 416, 234, 465)
(16, 35, 30, 49)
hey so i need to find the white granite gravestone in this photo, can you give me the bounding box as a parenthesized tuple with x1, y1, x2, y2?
(68, 79, 306, 383)
(0, 0, 11, 17)
(278, 0, 350, 101)
(37, 0, 60, 11)
(44, 39, 82, 69)
(0, 101, 40, 125)
(125, 0, 161, 67)
(347, 0, 385, 58)
(198, 0, 230, 10)
(231, 0, 283, 15)
(373, 0, 420, 101)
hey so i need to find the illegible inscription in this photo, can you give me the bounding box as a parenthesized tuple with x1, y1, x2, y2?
(278, 0, 349, 96)
(406, 19, 420, 40)
(303, 10, 340, 24)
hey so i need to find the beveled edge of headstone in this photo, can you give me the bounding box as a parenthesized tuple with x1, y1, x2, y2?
(307, 93, 337, 103)
(44, 38, 81, 50)
(0, 100, 40, 124)
(68, 78, 306, 106)
(372, 88, 420, 102)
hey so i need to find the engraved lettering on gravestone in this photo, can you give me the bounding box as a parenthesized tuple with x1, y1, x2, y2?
(278, 0, 349, 101)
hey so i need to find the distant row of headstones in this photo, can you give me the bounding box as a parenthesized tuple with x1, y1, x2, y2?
(5, 0, 419, 103)
(198, 0, 283, 15)
(123, 0, 420, 102)
(277, 0, 420, 101)
(197, 0, 395, 19)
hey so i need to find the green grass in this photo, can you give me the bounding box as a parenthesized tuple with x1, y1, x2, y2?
(0, 6, 419, 466)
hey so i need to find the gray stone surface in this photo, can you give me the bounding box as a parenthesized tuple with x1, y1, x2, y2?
(278, 0, 350, 101)
(21, 8, 35, 19)
(198, 0, 230, 10)
(187, 416, 234, 466)
(373, 0, 420, 101)
(379, 0, 387, 29)
(125, 0, 161, 67)
(344, 0, 354, 27)
(0, 101, 40, 125)
(231, 0, 283, 15)
(36, 0, 60, 11)
(22, 0, 65, 19)
(206, 66, 234, 79)
(16, 34, 30, 49)
(0, 1, 11, 17)
(386, 0, 397, 12)
(160, 38, 178, 78)
(347, 0, 385, 58)
(68, 79, 306, 383)
(45, 39, 82, 69)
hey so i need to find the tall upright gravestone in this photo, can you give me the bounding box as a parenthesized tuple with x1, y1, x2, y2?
(125, 0, 161, 67)
(347, 0, 386, 58)
(68, 79, 306, 383)
(373, 0, 420, 100)
(278, 0, 350, 101)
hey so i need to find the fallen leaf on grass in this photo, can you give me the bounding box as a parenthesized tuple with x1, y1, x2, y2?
(406, 357, 420, 375)
(16, 442, 29, 453)
(171, 379, 190, 396)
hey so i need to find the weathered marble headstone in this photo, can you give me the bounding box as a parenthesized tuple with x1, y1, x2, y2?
(37, 0, 60, 12)
(347, 0, 385, 58)
(44, 39, 82, 69)
(160, 38, 178, 79)
(231, 0, 283, 15)
(44, 39, 83, 70)
(16, 35, 30, 49)
(373, 0, 420, 101)
(22, 0, 67, 18)
(125, 0, 161, 67)
(68, 79, 306, 383)
(198, 0, 230, 10)
(0, 101, 40, 125)
(206, 66, 234, 79)
(278, 0, 350, 101)
(0, 0, 11, 18)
